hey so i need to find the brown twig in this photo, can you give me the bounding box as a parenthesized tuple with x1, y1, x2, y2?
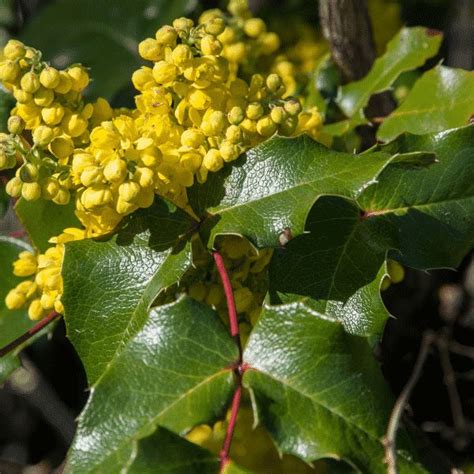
(383, 331, 435, 474)
(437, 337, 469, 449)
(319, 0, 376, 82)
(0, 311, 60, 358)
(448, 340, 474, 359)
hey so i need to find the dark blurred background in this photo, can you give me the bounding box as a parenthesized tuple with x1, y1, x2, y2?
(0, 0, 473, 472)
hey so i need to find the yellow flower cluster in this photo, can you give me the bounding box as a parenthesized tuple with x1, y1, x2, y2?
(5, 228, 86, 320)
(0, 39, 113, 205)
(131, 0, 322, 207)
(3, 0, 323, 319)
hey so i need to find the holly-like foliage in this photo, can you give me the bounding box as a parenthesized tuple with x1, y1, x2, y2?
(0, 1, 473, 472)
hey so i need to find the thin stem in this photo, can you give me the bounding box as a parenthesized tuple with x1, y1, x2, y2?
(0, 311, 60, 358)
(8, 229, 27, 239)
(212, 251, 242, 357)
(212, 250, 244, 473)
(384, 331, 435, 474)
(449, 340, 474, 359)
(437, 338, 468, 438)
(219, 384, 242, 471)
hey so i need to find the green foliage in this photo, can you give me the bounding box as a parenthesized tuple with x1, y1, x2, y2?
(19, 0, 191, 100)
(191, 134, 399, 248)
(62, 199, 195, 384)
(65, 297, 237, 472)
(377, 66, 474, 141)
(269, 125, 474, 337)
(127, 427, 220, 474)
(15, 198, 80, 252)
(243, 303, 426, 473)
(1, 16, 474, 474)
(0, 236, 36, 382)
(337, 27, 442, 118)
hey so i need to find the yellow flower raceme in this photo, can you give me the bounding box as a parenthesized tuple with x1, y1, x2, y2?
(5, 228, 87, 320)
(0, 40, 114, 206)
(2, 0, 323, 320)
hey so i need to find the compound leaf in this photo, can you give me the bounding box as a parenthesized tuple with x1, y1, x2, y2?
(269, 125, 474, 334)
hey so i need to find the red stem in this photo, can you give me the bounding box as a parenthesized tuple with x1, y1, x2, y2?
(0, 311, 60, 358)
(212, 251, 239, 338)
(212, 250, 244, 472)
(8, 230, 27, 239)
(219, 384, 242, 471)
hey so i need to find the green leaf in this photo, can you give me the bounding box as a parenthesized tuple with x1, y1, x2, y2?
(19, 0, 193, 100)
(273, 256, 390, 337)
(0, 88, 15, 132)
(243, 304, 426, 473)
(361, 125, 474, 269)
(190, 134, 396, 248)
(62, 199, 195, 384)
(15, 198, 80, 253)
(0, 236, 35, 382)
(128, 427, 220, 473)
(270, 125, 474, 323)
(305, 54, 331, 119)
(65, 297, 238, 473)
(269, 196, 390, 302)
(377, 66, 474, 142)
(337, 27, 442, 118)
(321, 113, 368, 137)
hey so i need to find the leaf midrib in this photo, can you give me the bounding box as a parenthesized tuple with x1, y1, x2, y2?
(209, 164, 384, 217)
(361, 193, 474, 217)
(86, 369, 233, 472)
(91, 246, 178, 388)
(245, 365, 384, 446)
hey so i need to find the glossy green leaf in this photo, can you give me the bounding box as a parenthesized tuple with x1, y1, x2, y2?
(321, 112, 368, 137)
(0, 236, 35, 382)
(66, 297, 238, 473)
(337, 27, 442, 118)
(128, 427, 220, 474)
(190, 134, 396, 248)
(270, 126, 474, 325)
(269, 196, 390, 301)
(62, 199, 195, 384)
(378, 66, 474, 141)
(361, 125, 474, 269)
(15, 198, 80, 253)
(19, 0, 192, 100)
(273, 256, 390, 337)
(305, 54, 331, 118)
(243, 304, 426, 473)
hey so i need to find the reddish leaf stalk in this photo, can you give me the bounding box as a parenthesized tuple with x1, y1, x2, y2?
(0, 311, 60, 358)
(212, 251, 241, 352)
(212, 250, 245, 472)
(8, 230, 27, 239)
(219, 384, 242, 471)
